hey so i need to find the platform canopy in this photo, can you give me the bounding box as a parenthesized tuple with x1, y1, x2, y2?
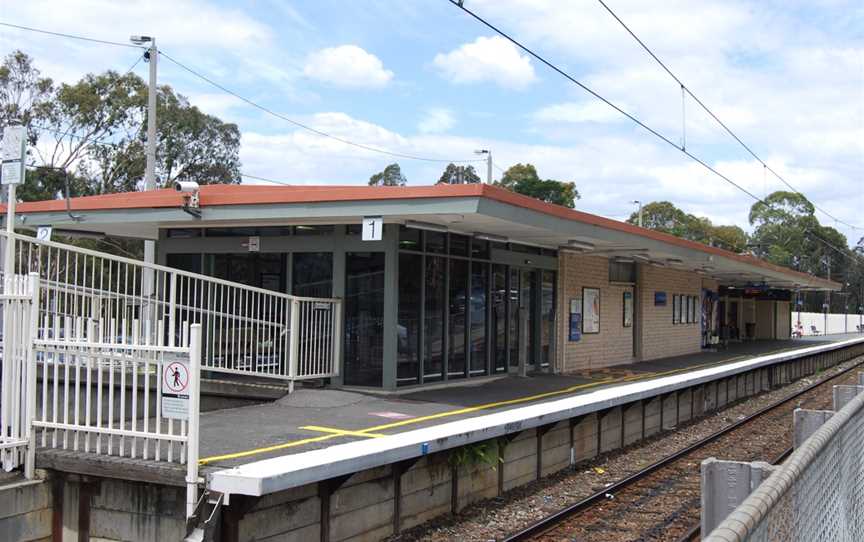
(5, 183, 839, 291)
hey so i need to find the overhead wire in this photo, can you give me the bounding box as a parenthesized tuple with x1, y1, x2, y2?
(446, 0, 767, 206)
(158, 50, 481, 164)
(0, 21, 144, 49)
(2, 20, 482, 166)
(593, 0, 861, 230)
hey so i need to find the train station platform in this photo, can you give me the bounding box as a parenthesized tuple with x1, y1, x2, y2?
(196, 335, 856, 473)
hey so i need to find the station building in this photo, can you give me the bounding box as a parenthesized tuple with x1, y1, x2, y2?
(13, 182, 837, 391)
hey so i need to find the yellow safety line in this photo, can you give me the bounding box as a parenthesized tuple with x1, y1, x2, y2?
(198, 348, 799, 465)
(300, 426, 386, 438)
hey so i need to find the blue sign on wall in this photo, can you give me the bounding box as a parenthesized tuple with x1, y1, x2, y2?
(569, 313, 582, 342)
(654, 291, 667, 306)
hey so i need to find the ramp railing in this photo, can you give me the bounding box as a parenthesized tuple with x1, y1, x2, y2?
(2, 231, 341, 382)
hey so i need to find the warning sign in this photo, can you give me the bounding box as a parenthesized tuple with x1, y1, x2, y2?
(162, 357, 190, 420)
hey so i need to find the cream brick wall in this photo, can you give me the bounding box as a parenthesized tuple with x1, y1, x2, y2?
(638, 264, 703, 361)
(558, 255, 714, 372)
(558, 253, 635, 372)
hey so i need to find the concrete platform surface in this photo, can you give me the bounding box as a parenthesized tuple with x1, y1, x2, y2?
(194, 335, 850, 469)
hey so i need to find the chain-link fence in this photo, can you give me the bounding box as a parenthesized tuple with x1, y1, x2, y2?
(705, 385, 864, 542)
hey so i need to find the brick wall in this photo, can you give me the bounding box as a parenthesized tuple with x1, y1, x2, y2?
(558, 255, 716, 371)
(558, 253, 635, 372)
(638, 265, 703, 360)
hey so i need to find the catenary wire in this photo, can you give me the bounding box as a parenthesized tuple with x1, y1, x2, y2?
(593, 0, 861, 230)
(0, 21, 144, 49)
(32, 124, 289, 186)
(158, 50, 481, 164)
(446, 0, 766, 205)
(2, 20, 482, 165)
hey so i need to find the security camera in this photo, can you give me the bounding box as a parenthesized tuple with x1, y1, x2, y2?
(174, 181, 200, 193)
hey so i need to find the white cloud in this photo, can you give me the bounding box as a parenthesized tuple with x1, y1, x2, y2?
(303, 45, 394, 88)
(417, 108, 456, 134)
(433, 36, 536, 89)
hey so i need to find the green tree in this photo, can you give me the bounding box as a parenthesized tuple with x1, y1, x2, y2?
(438, 163, 480, 184)
(627, 201, 749, 252)
(495, 163, 580, 208)
(0, 50, 53, 146)
(368, 163, 406, 186)
(1, 50, 241, 200)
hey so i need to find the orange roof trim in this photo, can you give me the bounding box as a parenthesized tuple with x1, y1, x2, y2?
(5, 183, 838, 289)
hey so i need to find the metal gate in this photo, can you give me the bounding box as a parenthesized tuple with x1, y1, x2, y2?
(0, 273, 38, 474)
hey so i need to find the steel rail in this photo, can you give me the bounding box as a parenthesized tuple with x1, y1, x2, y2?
(502, 351, 864, 542)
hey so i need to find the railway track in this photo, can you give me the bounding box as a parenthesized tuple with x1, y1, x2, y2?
(502, 356, 864, 542)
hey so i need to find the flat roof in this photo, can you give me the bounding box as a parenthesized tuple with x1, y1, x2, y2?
(6, 183, 839, 290)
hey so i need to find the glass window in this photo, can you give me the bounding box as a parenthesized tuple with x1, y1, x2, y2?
(609, 261, 636, 283)
(510, 243, 541, 255)
(292, 253, 333, 297)
(210, 253, 285, 291)
(448, 259, 468, 379)
(471, 239, 490, 260)
(166, 229, 202, 239)
(206, 227, 260, 237)
(425, 231, 446, 254)
(541, 271, 556, 367)
(346, 224, 363, 235)
(470, 262, 488, 376)
(294, 225, 334, 236)
(397, 254, 422, 386)
(424, 256, 446, 382)
(449, 234, 469, 257)
(492, 265, 508, 373)
(398, 226, 422, 251)
(509, 268, 520, 368)
(521, 270, 537, 365)
(344, 252, 385, 387)
(166, 253, 202, 274)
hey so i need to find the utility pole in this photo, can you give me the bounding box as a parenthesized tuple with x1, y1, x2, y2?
(131, 35, 157, 334)
(631, 200, 643, 227)
(824, 256, 831, 335)
(475, 149, 492, 184)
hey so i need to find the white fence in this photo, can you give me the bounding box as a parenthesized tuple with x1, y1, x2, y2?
(3, 230, 341, 382)
(705, 379, 864, 541)
(0, 274, 38, 474)
(793, 311, 864, 336)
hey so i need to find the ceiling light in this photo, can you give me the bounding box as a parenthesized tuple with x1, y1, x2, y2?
(614, 256, 634, 263)
(667, 258, 684, 265)
(631, 254, 651, 261)
(649, 261, 667, 268)
(405, 220, 448, 233)
(474, 232, 507, 243)
(568, 239, 595, 250)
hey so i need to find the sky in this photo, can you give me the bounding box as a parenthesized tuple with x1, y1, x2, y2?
(1, 0, 862, 243)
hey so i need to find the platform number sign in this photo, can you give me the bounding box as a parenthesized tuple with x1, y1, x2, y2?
(161, 356, 191, 420)
(362, 216, 383, 241)
(36, 226, 52, 242)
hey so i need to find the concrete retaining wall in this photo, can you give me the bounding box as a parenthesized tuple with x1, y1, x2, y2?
(4, 343, 863, 542)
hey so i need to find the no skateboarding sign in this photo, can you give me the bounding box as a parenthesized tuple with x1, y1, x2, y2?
(162, 356, 191, 420)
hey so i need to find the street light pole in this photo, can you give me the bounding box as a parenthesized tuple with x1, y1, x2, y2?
(131, 35, 157, 331)
(631, 200, 643, 227)
(474, 149, 491, 184)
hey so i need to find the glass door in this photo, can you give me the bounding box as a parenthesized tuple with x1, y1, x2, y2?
(492, 265, 507, 373)
(521, 270, 538, 370)
(344, 252, 385, 387)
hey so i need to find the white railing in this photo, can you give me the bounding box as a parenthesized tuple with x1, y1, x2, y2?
(0, 274, 38, 475)
(31, 319, 203, 517)
(2, 231, 341, 381)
